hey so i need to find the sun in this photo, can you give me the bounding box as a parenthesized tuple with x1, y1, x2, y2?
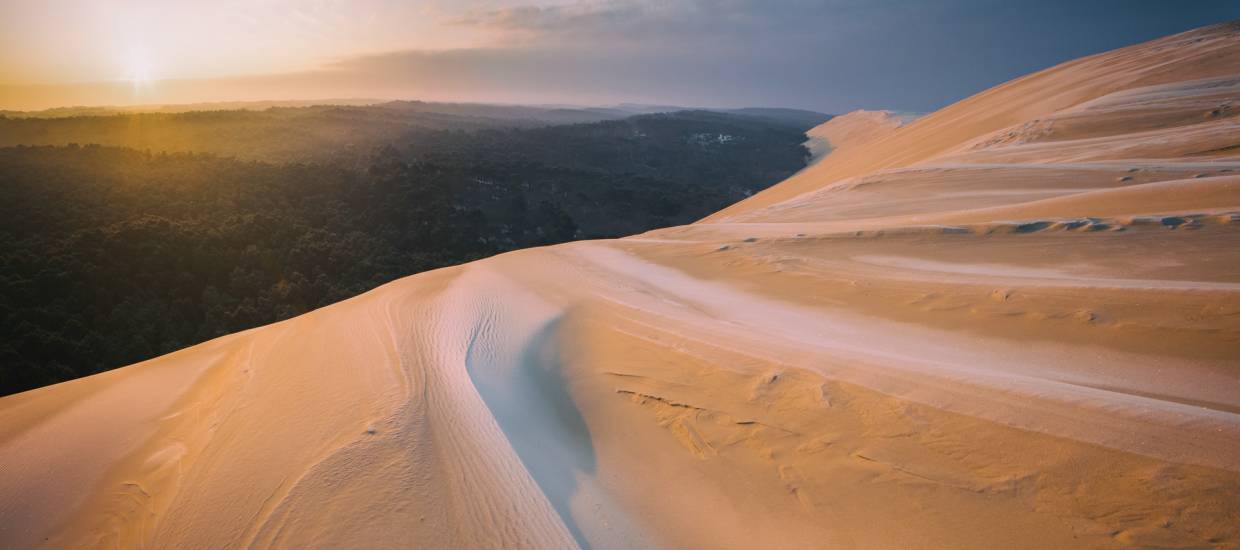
(126, 51, 154, 88)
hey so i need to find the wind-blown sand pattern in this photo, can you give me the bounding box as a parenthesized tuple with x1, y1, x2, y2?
(2, 22, 1240, 550)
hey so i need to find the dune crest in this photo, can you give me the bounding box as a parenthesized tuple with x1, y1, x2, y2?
(803, 109, 921, 163)
(3, 22, 1240, 549)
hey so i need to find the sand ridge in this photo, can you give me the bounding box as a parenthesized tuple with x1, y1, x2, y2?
(802, 109, 921, 163)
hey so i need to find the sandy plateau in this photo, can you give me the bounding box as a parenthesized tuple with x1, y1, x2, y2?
(3, 22, 1240, 550)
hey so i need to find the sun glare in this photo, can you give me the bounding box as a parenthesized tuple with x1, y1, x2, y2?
(126, 50, 154, 88)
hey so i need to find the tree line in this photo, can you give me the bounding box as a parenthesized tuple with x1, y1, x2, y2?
(0, 109, 815, 394)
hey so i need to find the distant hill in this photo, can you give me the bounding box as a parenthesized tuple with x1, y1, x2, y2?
(0, 99, 641, 120)
(0, 101, 831, 166)
(0, 98, 387, 118)
(717, 107, 834, 129)
(0, 102, 640, 165)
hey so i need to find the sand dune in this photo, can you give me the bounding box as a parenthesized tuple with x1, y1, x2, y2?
(2, 22, 1240, 549)
(802, 110, 921, 163)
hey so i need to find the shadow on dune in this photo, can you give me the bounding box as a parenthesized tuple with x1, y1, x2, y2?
(465, 315, 598, 549)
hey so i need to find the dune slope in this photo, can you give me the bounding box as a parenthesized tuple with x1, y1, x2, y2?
(802, 109, 920, 163)
(3, 22, 1240, 550)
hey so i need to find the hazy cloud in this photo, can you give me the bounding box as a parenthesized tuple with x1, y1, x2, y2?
(451, 0, 837, 45)
(327, 0, 1240, 112)
(3, 0, 1238, 112)
(452, 2, 648, 33)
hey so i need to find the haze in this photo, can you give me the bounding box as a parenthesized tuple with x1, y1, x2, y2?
(2, 0, 1237, 112)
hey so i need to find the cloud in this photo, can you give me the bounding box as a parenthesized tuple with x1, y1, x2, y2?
(452, 2, 647, 33)
(3, 0, 1237, 112)
(449, 0, 846, 48)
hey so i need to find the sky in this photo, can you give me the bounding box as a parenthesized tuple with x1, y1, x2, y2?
(1, 0, 1237, 113)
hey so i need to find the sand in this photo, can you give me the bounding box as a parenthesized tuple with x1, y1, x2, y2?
(2, 21, 1239, 550)
(802, 109, 921, 163)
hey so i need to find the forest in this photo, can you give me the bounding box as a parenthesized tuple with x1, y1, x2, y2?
(0, 106, 824, 395)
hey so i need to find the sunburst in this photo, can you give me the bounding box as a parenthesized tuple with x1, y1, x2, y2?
(126, 50, 153, 88)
